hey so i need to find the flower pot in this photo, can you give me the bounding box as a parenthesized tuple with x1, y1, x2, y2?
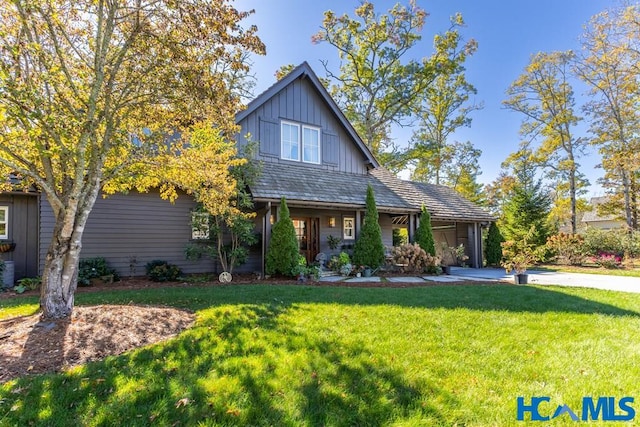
(442, 265, 451, 275)
(363, 268, 373, 277)
(514, 273, 528, 285)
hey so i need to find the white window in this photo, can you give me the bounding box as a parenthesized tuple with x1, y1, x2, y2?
(0, 207, 7, 239)
(191, 211, 210, 240)
(281, 121, 320, 164)
(302, 126, 320, 164)
(343, 216, 354, 240)
(281, 122, 300, 161)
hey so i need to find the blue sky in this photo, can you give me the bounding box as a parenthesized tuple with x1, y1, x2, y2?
(236, 0, 615, 195)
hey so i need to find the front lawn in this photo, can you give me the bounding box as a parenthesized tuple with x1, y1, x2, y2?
(536, 263, 640, 278)
(2, 284, 640, 426)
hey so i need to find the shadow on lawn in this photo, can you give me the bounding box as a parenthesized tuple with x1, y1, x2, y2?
(1, 302, 455, 425)
(175, 283, 640, 318)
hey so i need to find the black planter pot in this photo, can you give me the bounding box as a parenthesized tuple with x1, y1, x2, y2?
(514, 273, 528, 285)
(442, 265, 451, 275)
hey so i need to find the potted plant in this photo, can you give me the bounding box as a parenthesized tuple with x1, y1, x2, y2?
(500, 229, 544, 284)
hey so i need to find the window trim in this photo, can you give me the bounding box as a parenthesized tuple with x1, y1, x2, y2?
(343, 216, 355, 240)
(0, 206, 8, 240)
(281, 120, 301, 162)
(280, 120, 321, 164)
(302, 125, 321, 164)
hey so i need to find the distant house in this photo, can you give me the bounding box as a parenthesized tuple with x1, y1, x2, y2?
(581, 196, 626, 230)
(1, 62, 493, 281)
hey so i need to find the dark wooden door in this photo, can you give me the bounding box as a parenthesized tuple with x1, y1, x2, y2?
(292, 217, 319, 264)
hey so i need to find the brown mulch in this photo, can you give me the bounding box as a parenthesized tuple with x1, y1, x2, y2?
(0, 303, 195, 384)
(0, 275, 495, 384)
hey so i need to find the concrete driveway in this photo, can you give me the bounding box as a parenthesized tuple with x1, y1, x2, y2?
(449, 267, 640, 294)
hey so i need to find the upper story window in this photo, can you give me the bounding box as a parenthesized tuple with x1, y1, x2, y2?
(281, 121, 320, 164)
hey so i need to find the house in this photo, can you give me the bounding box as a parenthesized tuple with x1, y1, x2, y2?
(581, 196, 627, 230)
(1, 62, 493, 282)
(235, 62, 494, 271)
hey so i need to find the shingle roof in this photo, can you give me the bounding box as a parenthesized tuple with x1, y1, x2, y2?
(370, 168, 494, 222)
(250, 162, 495, 222)
(581, 196, 622, 223)
(250, 162, 414, 212)
(408, 181, 495, 222)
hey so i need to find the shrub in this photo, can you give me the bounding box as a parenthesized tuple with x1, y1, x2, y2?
(545, 233, 587, 265)
(266, 197, 299, 277)
(78, 257, 119, 286)
(484, 222, 504, 266)
(328, 252, 352, 274)
(391, 243, 441, 274)
(353, 185, 385, 268)
(145, 260, 181, 282)
(591, 252, 622, 269)
(17, 276, 41, 291)
(581, 227, 636, 257)
(414, 206, 436, 256)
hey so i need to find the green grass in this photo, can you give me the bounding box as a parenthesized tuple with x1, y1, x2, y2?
(536, 264, 640, 277)
(2, 284, 640, 426)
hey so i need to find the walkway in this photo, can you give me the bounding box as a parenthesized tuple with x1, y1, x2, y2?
(318, 267, 640, 294)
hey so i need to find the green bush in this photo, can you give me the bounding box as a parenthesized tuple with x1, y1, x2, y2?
(266, 197, 299, 277)
(392, 228, 408, 246)
(484, 222, 504, 266)
(145, 260, 181, 282)
(582, 227, 640, 257)
(78, 257, 119, 286)
(17, 276, 41, 291)
(414, 206, 436, 256)
(353, 185, 385, 268)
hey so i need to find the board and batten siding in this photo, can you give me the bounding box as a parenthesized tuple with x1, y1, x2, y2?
(237, 77, 369, 175)
(39, 190, 216, 277)
(0, 193, 39, 280)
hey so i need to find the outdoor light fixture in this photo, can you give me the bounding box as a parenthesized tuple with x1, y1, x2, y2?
(328, 216, 336, 228)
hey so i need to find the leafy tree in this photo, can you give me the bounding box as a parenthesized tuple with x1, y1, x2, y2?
(266, 197, 299, 277)
(408, 40, 481, 184)
(312, 2, 476, 165)
(504, 51, 588, 234)
(414, 206, 436, 256)
(0, 0, 264, 319)
(186, 143, 261, 274)
(353, 185, 385, 268)
(484, 222, 504, 267)
(575, 4, 640, 231)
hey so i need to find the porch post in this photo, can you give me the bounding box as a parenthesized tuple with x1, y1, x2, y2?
(408, 213, 416, 242)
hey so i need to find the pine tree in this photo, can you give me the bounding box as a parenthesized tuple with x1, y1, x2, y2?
(353, 185, 385, 268)
(266, 197, 299, 276)
(501, 178, 552, 247)
(414, 206, 436, 256)
(484, 222, 504, 266)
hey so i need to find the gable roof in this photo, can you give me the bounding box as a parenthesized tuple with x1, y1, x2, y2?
(236, 62, 379, 168)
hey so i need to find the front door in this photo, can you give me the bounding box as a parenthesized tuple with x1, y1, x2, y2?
(292, 217, 319, 264)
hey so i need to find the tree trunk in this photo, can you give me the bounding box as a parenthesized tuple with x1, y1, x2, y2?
(40, 184, 101, 319)
(40, 236, 82, 319)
